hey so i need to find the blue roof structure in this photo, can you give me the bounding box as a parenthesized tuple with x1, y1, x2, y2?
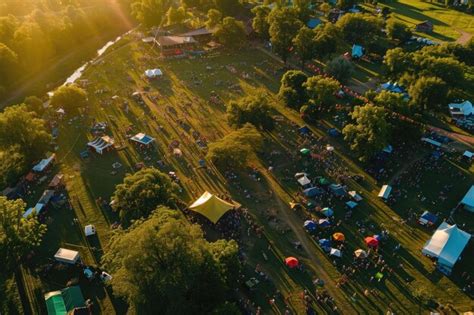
(304, 220, 317, 231)
(304, 187, 323, 197)
(346, 201, 358, 209)
(420, 211, 438, 224)
(319, 238, 331, 248)
(352, 44, 364, 58)
(298, 125, 311, 135)
(307, 18, 322, 29)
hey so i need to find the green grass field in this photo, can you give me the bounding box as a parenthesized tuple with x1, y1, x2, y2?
(379, 0, 474, 42)
(18, 32, 474, 314)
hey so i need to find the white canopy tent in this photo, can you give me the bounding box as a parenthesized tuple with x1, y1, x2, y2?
(84, 225, 96, 236)
(297, 176, 311, 187)
(87, 136, 114, 154)
(422, 222, 471, 273)
(378, 185, 392, 199)
(145, 68, 163, 79)
(33, 154, 56, 172)
(54, 248, 80, 264)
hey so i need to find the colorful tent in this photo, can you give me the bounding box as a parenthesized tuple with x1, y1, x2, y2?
(285, 257, 299, 268)
(318, 218, 331, 227)
(418, 211, 438, 226)
(300, 148, 311, 155)
(304, 220, 317, 231)
(45, 286, 85, 315)
(333, 232, 345, 242)
(346, 201, 358, 209)
(319, 238, 331, 249)
(189, 191, 236, 223)
(354, 249, 368, 258)
(365, 236, 379, 247)
(321, 207, 334, 217)
(330, 248, 342, 257)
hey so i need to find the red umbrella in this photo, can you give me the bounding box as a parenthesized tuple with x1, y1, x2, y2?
(285, 257, 299, 268)
(365, 236, 379, 247)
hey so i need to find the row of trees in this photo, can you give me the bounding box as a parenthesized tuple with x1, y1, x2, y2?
(383, 39, 473, 112)
(0, 3, 129, 97)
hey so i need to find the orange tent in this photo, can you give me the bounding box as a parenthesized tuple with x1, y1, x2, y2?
(365, 236, 379, 247)
(285, 257, 299, 268)
(333, 232, 345, 242)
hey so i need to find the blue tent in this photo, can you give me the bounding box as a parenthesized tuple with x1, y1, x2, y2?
(329, 184, 346, 197)
(319, 238, 331, 251)
(419, 211, 438, 225)
(298, 125, 311, 135)
(352, 44, 363, 58)
(304, 187, 323, 198)
(304, 220, 317, 231)
(321, 207, 334, 217)
(346, 201, 358, 209)
(318, 219, 331, 227)
(307, 18, 322, 29)
(327, 128, 341, 137)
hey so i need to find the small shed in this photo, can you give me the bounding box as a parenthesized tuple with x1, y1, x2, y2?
(54, 248, 80, 264)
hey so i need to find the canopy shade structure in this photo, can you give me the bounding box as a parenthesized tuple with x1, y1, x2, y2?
(346, 201, 358, 209)
(303, 187, 322, 197)
(54, 248, 80, 264)
(463, 151, 473, 160)
(285, 257, 299, 268)
(33, 154, 56, 172)
(87, 136, 114, 154)
(23, 203, 45, 218)
(318, 218, 331, 227)
(321, 207, 334, 217)
(329, 184, 346, 197)
(48, 174, 64, 188)
(421, 137, 442, 147)
(354, 249, 368, 258)
(319, 238, 331, 249)
(304, 220, 316, 231)
(144, 68, 163, 78)
(365, 236, 379, 247)
(330, 248, 342, 257)
(131, 133, 155, 146)
(378, 185, 392, 199)
(297, 175, 311, 186)
(351, 44, 363, 58)
(418, 211, 438, 226)
(300, 148, 310, 155)
(333, 232, 345, 241)
(448, 100, 473, 117)
(45, 286, 85, 315)
(460, 185, 474, 212)
(84, 224, 96, 236)
(189, 191, 236, 223)
(422, 222, 471, 272)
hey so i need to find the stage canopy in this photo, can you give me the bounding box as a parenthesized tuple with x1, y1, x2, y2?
(189, 191, 236, 223)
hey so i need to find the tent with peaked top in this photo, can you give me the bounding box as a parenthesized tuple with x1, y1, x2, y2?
(189, 191, 237, 223)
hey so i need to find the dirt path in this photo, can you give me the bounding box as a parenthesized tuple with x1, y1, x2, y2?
(262, 171, 357, 313)
(456, 30, 472, 45)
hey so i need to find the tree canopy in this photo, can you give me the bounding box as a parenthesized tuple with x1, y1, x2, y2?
(343, 104, 390, 162)
(112, 168, 179, 226)
(251, 5, 271, 39)
(326, 56, 354, 84)
(386, 19, 412, 43)
(336, 13, 382, 45)
(278, 70, 308, 109)
(205, 9, 222, 29)
(408, 76, 448, 111)
(214, 17, 246, 49)
(226, 92, 274, 130)
(0, 197, 46, 272)
(293, 26, 316, 68)
(102, 207, 240, 314)
(206, 124, 263, 168)
(131, 0, 172, 27)
(268, 7, 302, 63)
(304, 75, 340, 110)
(50, 84, 88, 115)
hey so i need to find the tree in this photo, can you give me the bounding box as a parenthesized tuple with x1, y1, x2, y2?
(384, 48, 412, 79)
(251, 5, 270, 39)
(0, 197, 46, 272)
(102, 207, 240, 314)
(112, 168, 179, 226)
(337, 0, 358, 9)
(374, 90, 409, 114)
(131, 0, 173, 27)
(386, 19, 412, 43)
(213, 0, 241, 16)
(304, 75, 340, 110)
(268, 7, 302, 63)
(408, 76, 448, 111)
(278, 70, 308, 109)
(326, 56, 354, 84)
(0, 43, 18, 86)
(313, 23, 339, 61)
(214, 17, 246, 49)
(421, 57, 464, 88)
(206, 124, 262, 168)
(50, 84, 87, 115)
(0, 146, 26, 189)
(293, 0, 311, 23)
(12, 21, 53, 71)
(336, 13, 382, 45)
(293, 26, 316, 68)
(227, 93, 274, 130)
(343, 104, 390, 161)
(23, 96, 44, 115)
(0, 104, 50, 163)
(205, 9, 222, 29)
(166, 6, 187, 25)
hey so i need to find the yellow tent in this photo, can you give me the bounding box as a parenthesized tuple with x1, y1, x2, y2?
(189, 191, 236, 223)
